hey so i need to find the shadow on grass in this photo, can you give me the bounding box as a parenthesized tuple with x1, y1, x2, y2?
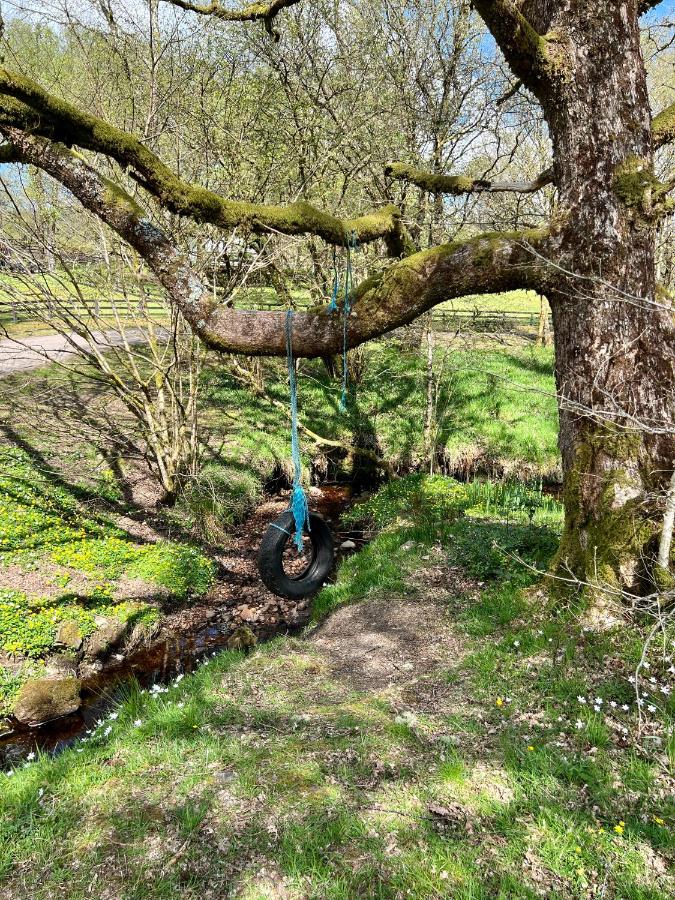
(1, 630, 668, 899)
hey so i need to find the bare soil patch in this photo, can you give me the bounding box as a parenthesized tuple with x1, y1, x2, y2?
(308, 596, 464, 692)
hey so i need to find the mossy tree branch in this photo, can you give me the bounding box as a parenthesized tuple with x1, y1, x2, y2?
(472, 1, 567, 104)
(158, 0, 301, 40)
(1, 127, 551, 359)
(0, 70, 412, 256)
(653, 101, 675, 150)
(385, 162, 554, 195)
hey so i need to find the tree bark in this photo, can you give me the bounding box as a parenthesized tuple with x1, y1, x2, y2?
(537, 2, 675, 599)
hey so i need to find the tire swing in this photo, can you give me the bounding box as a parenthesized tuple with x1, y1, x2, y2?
(257, 309, 336, 600)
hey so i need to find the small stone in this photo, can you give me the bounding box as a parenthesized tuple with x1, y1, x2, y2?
(340, 540, 357, 550)
(55, 620, 83, 651)
(14, 677, 81, 726)
(44, 653, 79, 677)
(238, 606, 258, 622)
(79, 660, 103, 679)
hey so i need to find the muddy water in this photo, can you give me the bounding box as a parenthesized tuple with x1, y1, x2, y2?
(0, 484, 357, 768)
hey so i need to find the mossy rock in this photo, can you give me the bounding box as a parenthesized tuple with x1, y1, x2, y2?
(13, 676, 81, 726)
(55, 620, 83, 651)
(44, 652, 79, 677)
(84, 619, 128, 660)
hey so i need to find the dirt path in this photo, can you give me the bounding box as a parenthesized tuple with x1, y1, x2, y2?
(168, 486, 356, 640)
(0, 329, 161, 378)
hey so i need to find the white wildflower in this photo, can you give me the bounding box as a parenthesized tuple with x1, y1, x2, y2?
(133, 719, 142, 727)
(576, 720, 584, 730)
(577, 696, 586, 704)
(648, 705, 656, 713)
(26, 751, 35, 761)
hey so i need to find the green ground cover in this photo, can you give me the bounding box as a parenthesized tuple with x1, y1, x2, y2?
(0, 447, 214, 711)
(1, 476, 672, 899)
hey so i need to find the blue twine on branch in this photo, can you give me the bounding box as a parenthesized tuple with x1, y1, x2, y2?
(285, 309, 310, 552)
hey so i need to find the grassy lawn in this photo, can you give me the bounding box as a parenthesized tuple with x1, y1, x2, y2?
(1, 476, 672, 898)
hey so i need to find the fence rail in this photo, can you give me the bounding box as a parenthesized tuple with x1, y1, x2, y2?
(0, 298, 551, 333)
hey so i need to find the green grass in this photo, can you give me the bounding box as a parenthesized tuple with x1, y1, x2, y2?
(199, 339, 560, 489)
(438, 288, 542, 313)
(0, 447, 214, 711)
(1, 475, 672, 898)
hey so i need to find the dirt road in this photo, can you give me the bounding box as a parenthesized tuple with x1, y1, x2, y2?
(0, 329, 159, 378)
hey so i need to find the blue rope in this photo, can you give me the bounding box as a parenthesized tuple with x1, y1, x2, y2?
(327, 246, 339, 313)
(339, 231, 357, 412)
(285, 309, 310, 552)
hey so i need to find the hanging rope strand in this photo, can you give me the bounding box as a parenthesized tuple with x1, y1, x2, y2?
(327, 245, 339, 312)
(339, 231, 356, 411)
(284, 309, 310, 552)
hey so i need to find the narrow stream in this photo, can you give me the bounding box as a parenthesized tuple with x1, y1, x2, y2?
(0, 484, 359, 768)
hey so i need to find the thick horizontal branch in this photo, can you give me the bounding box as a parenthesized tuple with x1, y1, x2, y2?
(472, 1, 566, 103)
(159, 0, 299, 19)
(653, 101, 675, 149)
(385, 162, 554, 195)
(0, 70, 411, 256)
(158, 0, 301, 39)
(2, 128, 550, 359)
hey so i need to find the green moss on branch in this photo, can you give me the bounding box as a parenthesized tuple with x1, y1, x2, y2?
(653, 101, 675, 150)
(0, 68, 408, 253)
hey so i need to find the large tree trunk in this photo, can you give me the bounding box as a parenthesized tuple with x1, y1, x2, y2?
(544, 2, 674, 602)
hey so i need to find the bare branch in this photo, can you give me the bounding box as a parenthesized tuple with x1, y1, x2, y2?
(1, 128, 550, 359)
(638, 0, 664, 15)
(0, 70, 411, 255)
(495, 79, 523, 106)
(385, 162, 554, 195)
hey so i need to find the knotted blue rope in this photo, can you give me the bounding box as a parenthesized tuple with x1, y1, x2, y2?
(285, 309, 310, 552)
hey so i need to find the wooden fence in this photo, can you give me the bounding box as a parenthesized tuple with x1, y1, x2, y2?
(0, 297, 551, 334)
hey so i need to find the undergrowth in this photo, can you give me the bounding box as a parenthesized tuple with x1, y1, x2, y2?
(0, 448, 214, 709)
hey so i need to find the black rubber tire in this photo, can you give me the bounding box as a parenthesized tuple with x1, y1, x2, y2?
(257, 510, 335, 600)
